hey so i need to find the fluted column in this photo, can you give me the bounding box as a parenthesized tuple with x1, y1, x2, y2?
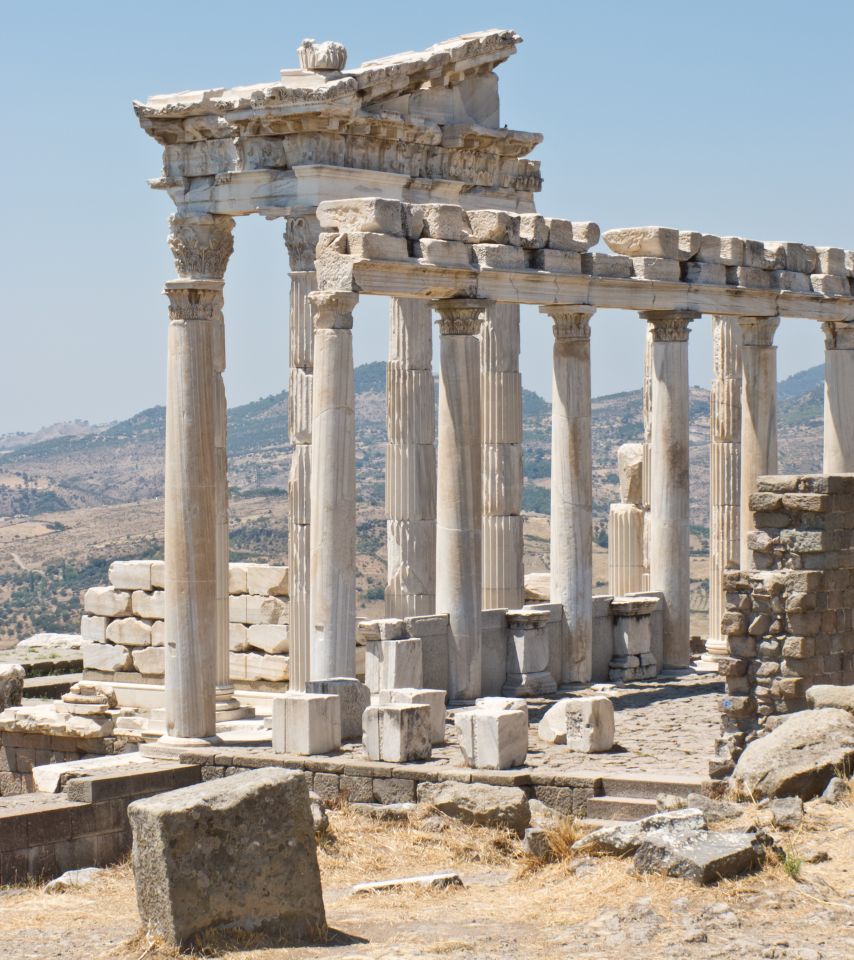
(162, 213, 234, 743)
(285, 216, 319, 691)
(641, 326, 654, 590)
(481, 303, 524, 610)
(642, 310, 697, 668)
(386, 298, 436, 618)
(739, 316, 779, 569)
(433, 298, 491, 701)
(707, 317, 742, 661)
(541, 305, 595, 684)
(822, 321, 854, 473)
(309, 290, 359, 680)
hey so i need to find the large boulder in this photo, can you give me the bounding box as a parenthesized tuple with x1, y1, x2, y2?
(0, 664, 25, 710)
(806, 685, 854, 716)
(416, 781, 530, 834)
(128, 768, 325, 948)
(733, 708, 854, 800)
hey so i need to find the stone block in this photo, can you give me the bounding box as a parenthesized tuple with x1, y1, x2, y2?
(228, 623, 250, 652)
(417, 780, 530, 833)
(475, 696, 528, 720)
(128, 768, 325, 947)
(632, 257, 680, 281)
(80, 615, 107, 643)
(364, 638, 423, 694)
(815, 246, 847, 276)
(244, 563, 289, 597)
(377, 688, 446, 744)
(604, 226, 679, 259)
(726, 265, 771, 289)
(105, 617, 152, 648)
(537, 696, 615, 752)
(677, 230, 701, 259)
(372, 777, 416, 804)
(503, 608, 556, 696)
(109, 561, 153, 591)
(362, 704, 431, 762)
(471, 243, 526, 270)
(466, 209, 521, 245)
(131, 590, 165, 620)
(151, 621, 165, 647)
(416, 203, 469, 241)
(317, 197, 405, 236)
(580, 252, 632, 277)
(811, 274, 849, 297)
(771, 270, 811, 293)
(247, 624, 289, 655)
(83, 587, 131, 618)
(82, 642, 131, 673)
(681, 261, 726, 285)
(150, 561, 165, 590)
(533, 249, 582, 274)
(358, 617, 407, 641)
(454, 708, 528, 769)
(518, 213, 547, 249)
(305, 677, 370, 740)
(132, 647, 165, 676)
(272, 693, 341, 756)
(412, 238, 472, 267)
(612, 603, 655, 656)
(346, 231, 409, 261)
(229, 594, 288, 626)
(228, 563, 250, 594)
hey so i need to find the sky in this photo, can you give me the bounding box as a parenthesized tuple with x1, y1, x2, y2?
(0, 0, 851, 434)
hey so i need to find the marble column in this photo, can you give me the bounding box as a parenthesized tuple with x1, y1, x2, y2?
(481, 303, 524, 610)
(822, 321, 854, 473)
(433, 298, 491, 701)
(641, 310, 697, 668)
(285, 215, 319, 691)
(706, 317, 742, 661)
(308, 290, 359, 681)
(540, 305, 595, 684)
(739, 316, 779, 570)
(162, 213, 234, 743)
(386, 298, 436, 618)
(641, 325, 654, 590)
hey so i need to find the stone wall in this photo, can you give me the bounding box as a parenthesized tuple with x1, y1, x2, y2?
(0, 731, 129, 796)
(713, 474, 854, 778)
(81, 560, 290, 688)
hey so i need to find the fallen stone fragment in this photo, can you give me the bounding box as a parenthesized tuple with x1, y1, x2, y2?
(770, 796, 804, 830)
(45, 867, 105, 894)
(603, 226, 679, 259)
(732, 707, 854, 799)
(656, 792, 743, 823)
(806, 684, 854, 716)
(350, 802, 416, 821)
(537, 696, 614, 752)
(352, 872, 463, 894)
(820, 777, 848, 804)
(0, 664, 25, 710)
(128, 768, 325, 948)
(309, 790, 329, 836)
(572, 808, 707, 856)
(633, 830, 767, 884)
(417, 781, 530, 834)
(523, 826, 556, 862)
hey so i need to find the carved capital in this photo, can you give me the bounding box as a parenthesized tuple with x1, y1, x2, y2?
(164, 282, 224, 322)
(641, 310, 699, 342)
(539, 304, 595, 340)
(738, 315, 780, 347)
(309, 290, 358, 329)
(822, 320, 854, 351)
(432, 298, 493, 336)
(168, 215, 235, 280)
(285, 214, 321, 273)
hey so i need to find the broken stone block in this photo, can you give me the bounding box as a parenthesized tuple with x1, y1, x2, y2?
(475, 696, 529, 721)
(472, 243, 526, 270)
(132, 646, 165, 676)
(378, 687, 446, 744)
(523, 826, 556, 862)
(109, 560, 154, 591)
(544, 218, 583, 251)
(305, 677, 370, 740)
(80, 615, 107, 643)
(106, 617, 152, 648)
(725, 265, 772, 289)
(573, 808, 707, 855)
(820, 777, 848, 803)
(678, 230, 701, 260)
(417, 780, 531, 833)
(362, 703, 431, 762)
(364, 637, 423, 694)
(244, 563, 289, 597)
(412, 237, 472, 267)
(228, 622, 250, 652)
(317, 197, 405, 236)
(465, 209, 520, 245)
(633, 829, 767, 883)
(770, 796, 803, 829)
(417, 203, 469, 241)
(131, 590, 165, 620)
(603, 226, 679, 259)
(537, 696, 615, 752)
(247, 623, 289, 655)
(815, 246, 846, 276)
(771, 270, 811, 293)
(580, 252, 633, 277)
(632, 257, 680, 281)
(0, 664, 25, 710)
(230, 594, 288, 626)
(681, 261, 726, 286)
(272, 693, 341, 756)
(572, 221, 600, 248)
(84, 586, 132, 618)
(82, 641, 132, 673)
(533, 248, 582, 274)
(345, 231, 409, 261)
(518, 213, 547, 249)
(352, 872, 463, 894)
(151, 621, 165, 647)
(617, 442, 644, 505)
(128, 768, 325, 948)
(810, 274, 849, 297)
(228, 563, 250, 594)
(455, 707, 528, 769)
(358, 617, 407, 641)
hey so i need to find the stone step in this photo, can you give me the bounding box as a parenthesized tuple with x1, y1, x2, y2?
(23, 673, 81, 699)
(585, 796, 658, 821)
(597, 772, 706, 800)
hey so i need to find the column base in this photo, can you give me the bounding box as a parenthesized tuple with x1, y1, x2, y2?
(502, 672, 557, 697)
(216, 687, 254, 721)
(153, 734, 222, 749)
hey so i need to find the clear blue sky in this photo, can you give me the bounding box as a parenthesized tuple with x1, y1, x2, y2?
(1, 1, 851, 433)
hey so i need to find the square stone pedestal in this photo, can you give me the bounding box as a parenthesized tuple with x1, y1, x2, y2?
(363, 703, 431, 762)
(272, 693, 341, 756)
(454, 708, 528, 769)
(378, 688, 446, 744)
(502, 608, 557, 696)
(305, 677, 370, 740)
(365, 638, 423, 694)
(610, 596, 659, 682)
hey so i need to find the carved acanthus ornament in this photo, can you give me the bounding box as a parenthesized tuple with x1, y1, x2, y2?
(168, 215, 235, 280)
(432, 299, 492, 336)
(285, 215, 321, 273)
(541, 305, 595, 340)
(822, 320, 854, 351)
(737, 315, 779, 347)
(308, 290, 359, 329)
(164, 284, 224, 322)
(641, 310, 699, 342)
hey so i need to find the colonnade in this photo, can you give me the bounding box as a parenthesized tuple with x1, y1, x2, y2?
(158, 212, 854, 741)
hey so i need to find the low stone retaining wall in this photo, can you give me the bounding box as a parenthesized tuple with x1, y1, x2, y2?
(713, 474, 854, 778)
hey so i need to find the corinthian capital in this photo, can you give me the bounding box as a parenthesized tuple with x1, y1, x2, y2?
(822, 320, 854, 351)
(285, 214, 321, 273)
(168, 215, 235, 280)
(164, 281, 224, 322)
(309, 290, 359, 330)
(539, 304, 595, 339)
(737, 315, 779, 347)
(432, 298, 493, 336)
(641, 310, 699, 342)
